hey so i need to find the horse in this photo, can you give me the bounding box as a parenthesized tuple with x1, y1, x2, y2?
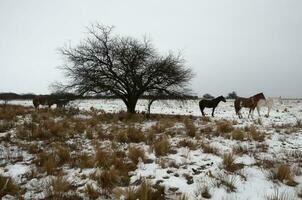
(256, 96, 282, 117)
(33, 95, 55, 108)
(33, 95, 70, 109)
(199, 95, 226, 117)
(234, 92, 266, 119)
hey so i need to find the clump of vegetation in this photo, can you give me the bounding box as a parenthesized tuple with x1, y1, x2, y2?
(230, 129, 245, 141)
(265, 188, 295, 200)
(222, 153, 244, 172)
(269, 165, 298, 186)
(153, 135, 170, 156)
(184, 119, 196, 137)
(0, 175, 20, 198)
(114, 180, 166, 200)
(178, 139, 199, 150)
(84, 183, 100, 200)
(94, 148, 112, 169)
(47, 176, 72, 199)
(201, 142, 219, 155)
(128, 146, 146, 165)
(98, 168, 120, 195)
(212, 173, 237, 193)
(248, 126, 265, 142)
(216, 120, 234, 134)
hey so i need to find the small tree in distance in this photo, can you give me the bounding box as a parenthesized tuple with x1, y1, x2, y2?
(226, 91, 237, 99)
(59, 24, 193, 113)
(202, 93, 214, 99)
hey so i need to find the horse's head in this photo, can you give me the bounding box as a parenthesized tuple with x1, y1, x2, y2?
(259, 93, 265, 100)
(219, 95, 226, 102)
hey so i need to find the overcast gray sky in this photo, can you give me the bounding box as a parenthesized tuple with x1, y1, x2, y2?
(1, 0, 302, 97)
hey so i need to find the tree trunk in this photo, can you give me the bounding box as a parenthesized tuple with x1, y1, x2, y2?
(147, 99, 156, 117)
(125, 97, 138, 113)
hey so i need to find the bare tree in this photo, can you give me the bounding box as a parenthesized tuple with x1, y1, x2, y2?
(59, 24, 193, 113)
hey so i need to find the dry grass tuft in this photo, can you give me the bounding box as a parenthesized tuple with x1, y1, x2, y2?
(94, 148, 112, 169)
(265, 188, 295, 200)
(84, 183, 100, 199)
(98, 168, 120, 194)
(222, 153, 244, 172)
(201, 142, 219, 155)
(230, 129, 245, 141)
(0, 175, 20, 198)
(153, 135, 170, 156)
(217, 120, 234, 134)
(184, 119, 196, 137)
(212, 173, 237, 193)
(269, 165, 298, 187)
(113, 180, 166, 200)
(47, 176, 72, 199)
(248, 126, 265, 142)
(128, 146, 146, 165)
(178, 139, 199, 150)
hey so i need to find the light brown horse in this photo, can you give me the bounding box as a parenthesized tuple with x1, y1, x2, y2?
(234, 93, 265, 118)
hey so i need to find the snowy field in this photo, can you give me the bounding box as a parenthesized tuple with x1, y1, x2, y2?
(0, 98, 302, 199)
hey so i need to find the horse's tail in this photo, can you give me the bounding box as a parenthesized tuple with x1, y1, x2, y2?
(33, 96, 40, 108)
(234, 98, 240, 115)
(199, 100, 203, 112)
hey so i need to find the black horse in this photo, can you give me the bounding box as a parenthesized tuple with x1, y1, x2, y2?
(199, 96, 226, 117)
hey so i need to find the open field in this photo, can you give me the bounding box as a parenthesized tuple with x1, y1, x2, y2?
(0, 99, 302, 199)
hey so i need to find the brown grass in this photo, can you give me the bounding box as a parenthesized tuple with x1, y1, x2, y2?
(84, 183, 100, 199)
(269, 165, 298, 186)
(47, 176, 72, 199)
(248, 126, 265, 142)
(113, 180, 166, 200)
(0, 175, 20, 198)
(222, 153, 244, 172)
(153, 135, 170, 156)
(128, 146, 145, 165)
(98, 168, 120, 194)
(230, 129, 245, 141)
(201, 142, 219, 155)
(94, 148, 112, 169)
(178, 139, 199, 150)
(216, 120, 234, 134)
(184, 119, 196, 137)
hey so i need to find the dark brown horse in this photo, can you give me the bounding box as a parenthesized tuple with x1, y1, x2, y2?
(199, 95, 226, 117)
(234, 92, 265, 118)
(33, 95, 70, 109)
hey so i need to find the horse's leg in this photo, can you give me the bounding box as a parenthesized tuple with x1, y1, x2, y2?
(212, 107, 215, 117)
(201, 108, 205, 116)
(248, 108, 252, 118)
(257, 106, 261, 117)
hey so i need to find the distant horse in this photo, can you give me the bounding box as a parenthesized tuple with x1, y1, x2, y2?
(33, 95, 70, 109)
(33, 95, 54, 108)
(199, 95, 226, 117)
(234, 93, 266, 118)
(257, 96, 282, 117)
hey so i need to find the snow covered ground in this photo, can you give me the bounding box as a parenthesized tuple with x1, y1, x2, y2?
(1, 98, 302, 199)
